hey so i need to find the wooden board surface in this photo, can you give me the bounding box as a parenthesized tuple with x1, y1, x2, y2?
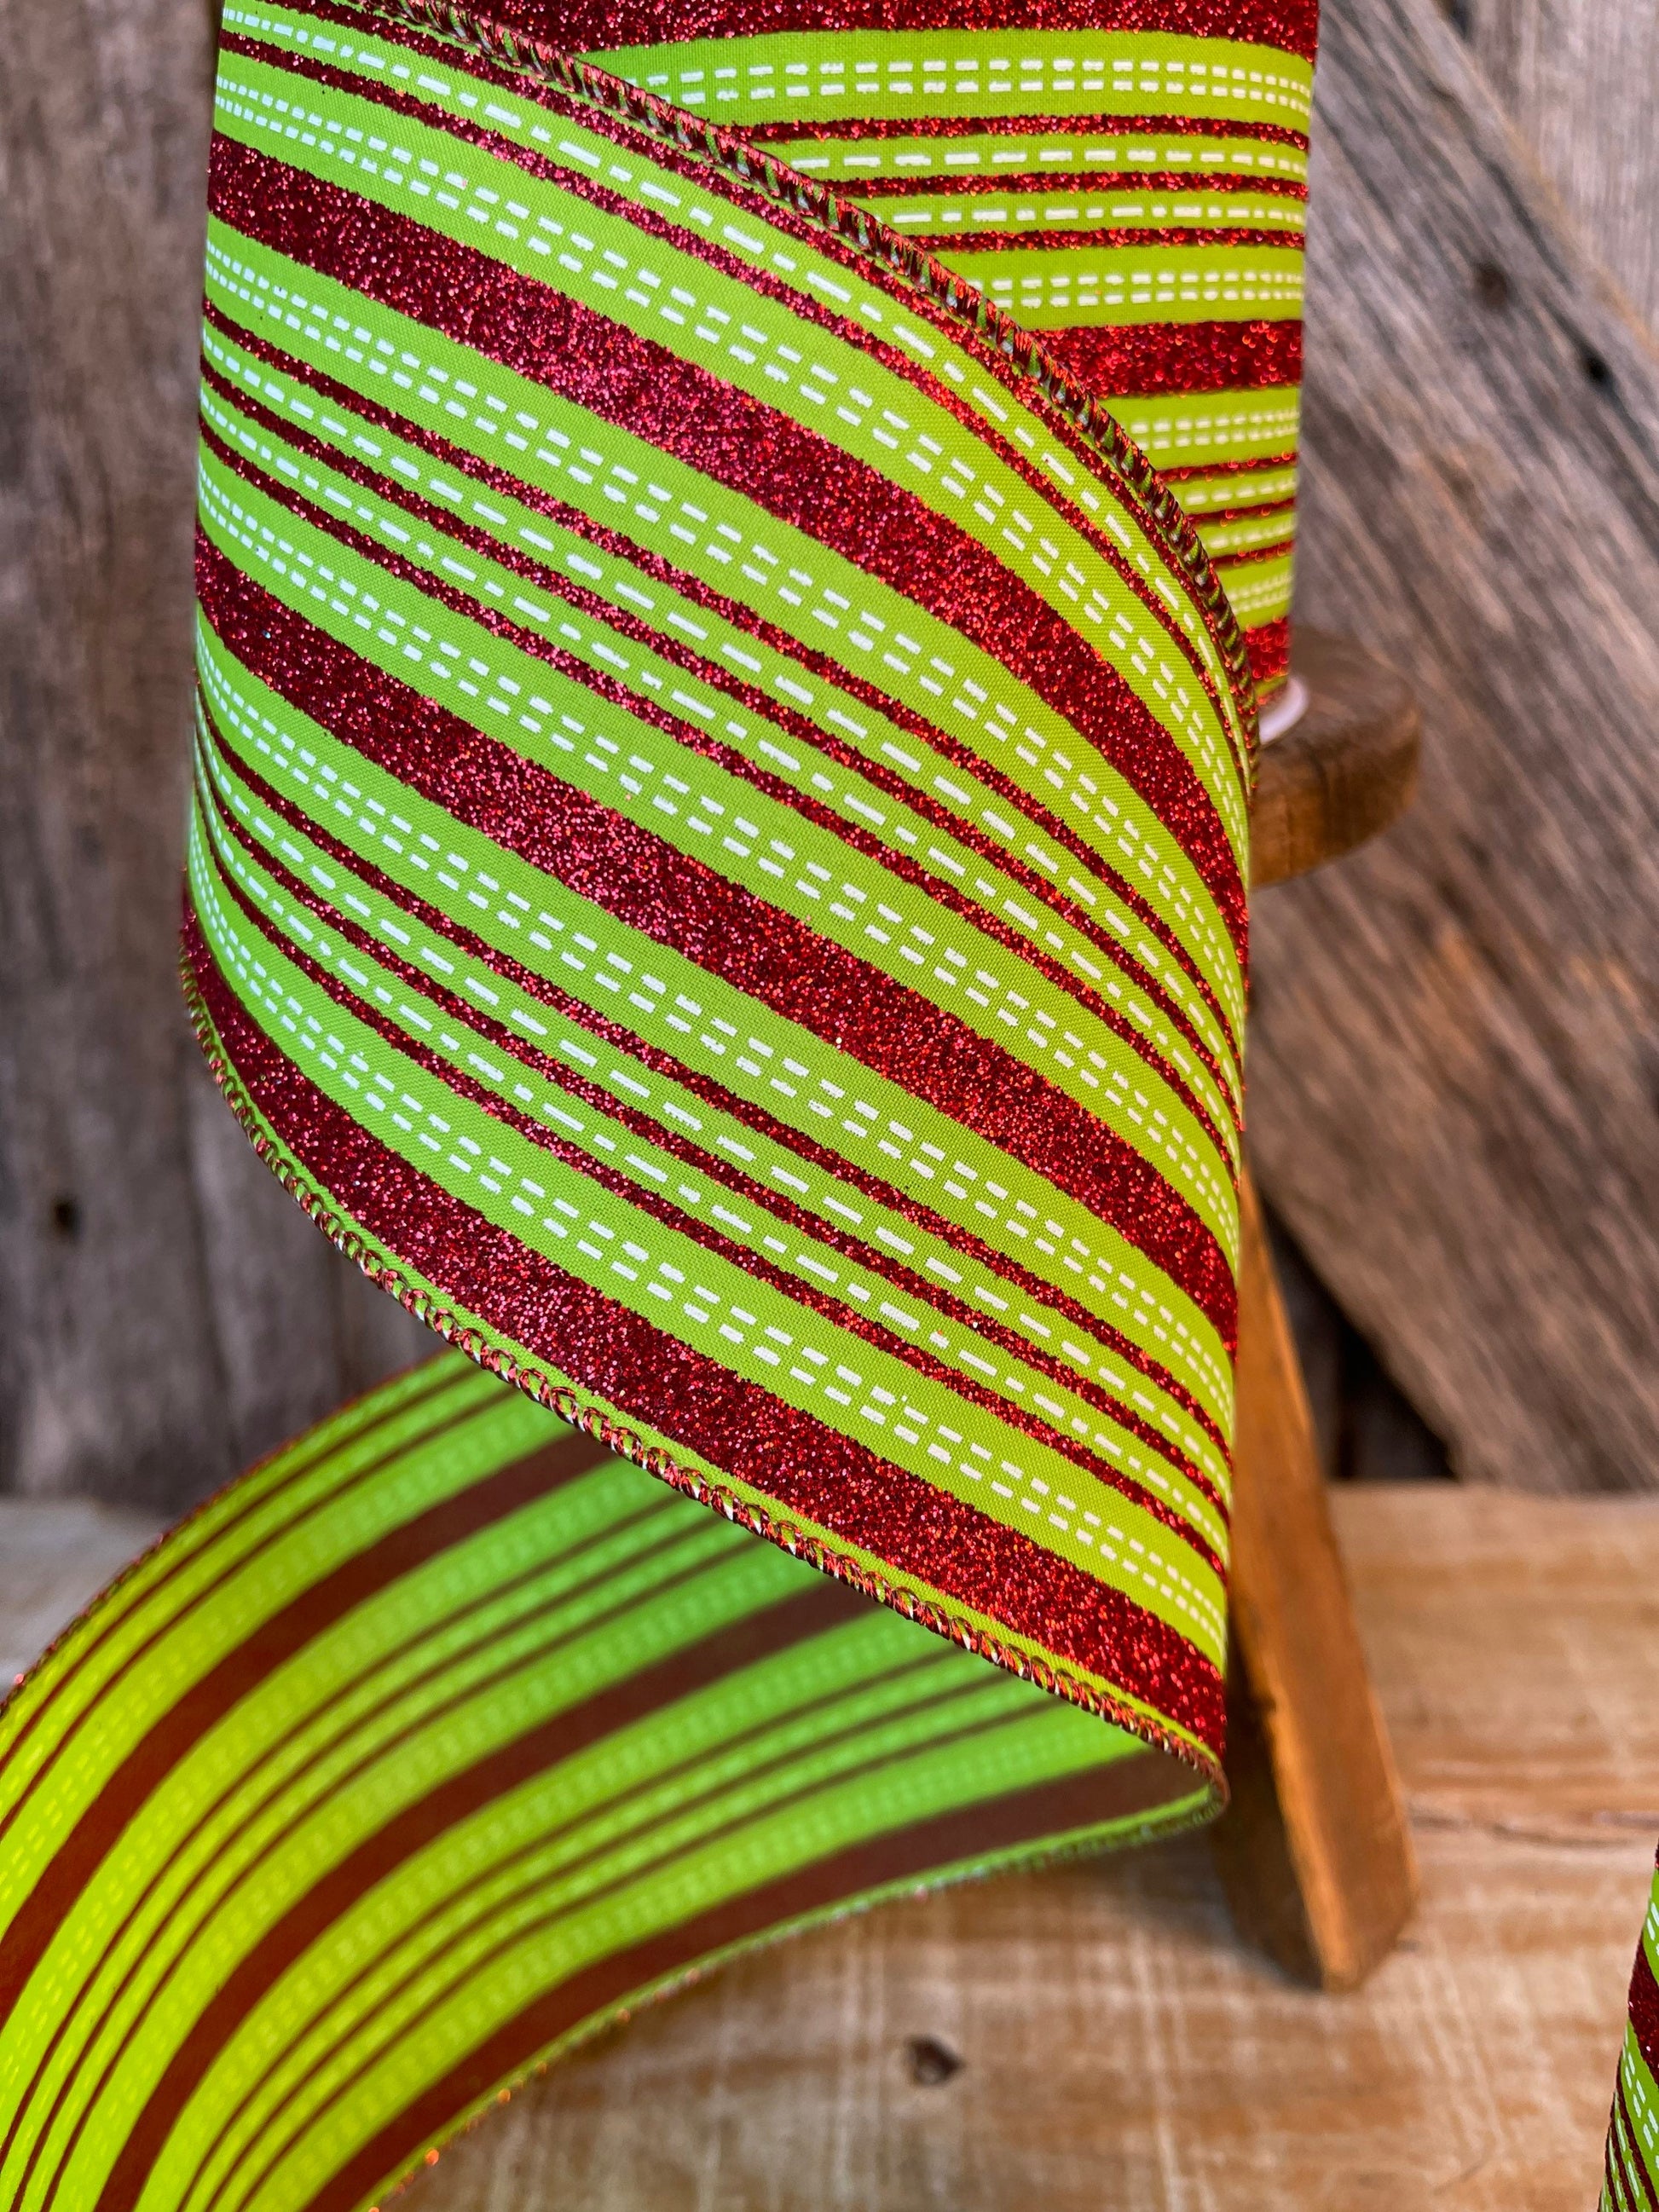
(9, 1481, 1656, 2208)
(1251, 629, 1420, 892)
(1252, 0, 1659, 1495)
(1215, 1172, 1417, 1991)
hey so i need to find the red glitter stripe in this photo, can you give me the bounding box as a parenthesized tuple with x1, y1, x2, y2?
(194, 686, 1231, 1449)
(197, 747, 1229, 1522)
(196, 538, 1236, 1337)
(847, 170, 1307, 201)
(1245, 615, 1289, 690)
(1192, 493, 1296, 527)
(1630, 1937, 1659, 2082)
(202, 297, 1244, 1067)
(1212, 533, 1295, 569)
(1159, 449, 1298, 483)
(1041, 316, 1302, 397)
(428, 0, 1319, 64)
(206, 135, 1248, 934)
(197, 391, 1240, 1146)
(743, 111, 1310, 149)
(928, 226, 1304, 254)
(186, 909, 1226, 1747)
(208, 83, 1252, 844)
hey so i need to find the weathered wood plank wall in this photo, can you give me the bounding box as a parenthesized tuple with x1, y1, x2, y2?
(0, 0, 425, 1510)
(1, 0, 1656, 1510)
(1457, 0, 1659, 343)
(1250, 0, 1659, 1493)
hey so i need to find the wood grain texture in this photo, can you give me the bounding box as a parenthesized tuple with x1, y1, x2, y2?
(1213, 1172, 1418, 1990)
(1253, 0, 1659, 1494)
(0, 0, 425, 1509)
(8, 1481, 1651, 2207)
(1454, 0, 1659, 344)
(1251, 628, 1421, 890)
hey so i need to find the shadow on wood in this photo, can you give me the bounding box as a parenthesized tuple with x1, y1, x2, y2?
(1215, 626, 1422, 1989)
(1216, 1172, 1420, 1989)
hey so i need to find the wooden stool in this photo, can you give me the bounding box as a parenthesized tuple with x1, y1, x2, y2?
(1213, 627, 1424, 1990)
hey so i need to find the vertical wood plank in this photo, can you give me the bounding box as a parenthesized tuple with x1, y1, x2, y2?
(1456, 0, 1659, 341)
(1253, 0, 1659, 1494)
(1213, 1173, 1419, 1988)
(0, 0, 425, 1510)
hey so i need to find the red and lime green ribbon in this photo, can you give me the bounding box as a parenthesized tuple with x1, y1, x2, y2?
(0, 2, 1322, 2204)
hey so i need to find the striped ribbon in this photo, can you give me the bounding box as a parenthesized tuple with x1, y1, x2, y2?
(1605, 1865, 1659, 2208)
(0, 2, 1315, 2205)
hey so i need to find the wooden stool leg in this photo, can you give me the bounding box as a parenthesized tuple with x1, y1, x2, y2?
(1210, 1170, 1419, 1990)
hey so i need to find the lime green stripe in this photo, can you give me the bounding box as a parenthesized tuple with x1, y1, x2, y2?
(872, 186, 1306, 238)
(194, 688, 1236, 1481)
(1212, 550, 1292, 625)
(3, 1349, 1210, 2212)
(1172, 461, 1298, 513)
(226, 3, 1309, 130)
(593, 29, 1313, 129)
(1618, 2026, 1659, 2200)
(170, 1042, 1211, 1746)
(194, 707, 1234, 1499)
(171, 1696, 1126, 2212)
(189, 808, 1229, 1662)
(208, 49, 1253, 856)
(9, 1477, 762, 2199)
(1108, 384, 1299, 471)
(771, 128, 1309, 187)
(38, 1528, 824, 2209)
(194, 620, 1237, 1431)
(172, 1630, 1046, 2209)
(937, 241, 1304, 326)
(1196, 505, 1294, 559)
(195, 363, 1247, 1136)
(0, 1362, 495, 1810)
(199, 218, 1251, 1034)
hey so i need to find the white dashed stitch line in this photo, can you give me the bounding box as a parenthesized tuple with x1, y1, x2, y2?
(883, 191, 1305, 234)
(200, 355, 1244, 1144)
(1195, 509, 1295, 558)
(1113, 397, 1299, 465)
(782, 136, 1309, 184)
(969, 257, 1304, 314)
(1211, 563, 1291, 621)
(195, 458, 1241, 1240)
(192, 811, 1224, 1643)
(1173, 465, 1298, 514)
(196, 634, 1237, 1429)
(211, 66, 1252, 852)
(200, 243, 1248, 1050)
